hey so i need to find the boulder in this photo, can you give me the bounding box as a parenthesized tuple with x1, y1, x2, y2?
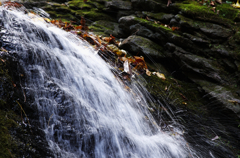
(106, 0, 132, 10)
(118, 15, 139, 36)
(165, 43, 226, 84)
(131, 0, 166, 12)
(143, 12, 174, 23)
(178, 15, 234, 39)
(129, 24, 154, 39)
(197, 80, 240, 118)
(119, 35, 165, 58)
(89, 20, 120, 37)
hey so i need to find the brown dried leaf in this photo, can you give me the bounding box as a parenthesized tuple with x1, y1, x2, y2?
(210, 1, 215, 6)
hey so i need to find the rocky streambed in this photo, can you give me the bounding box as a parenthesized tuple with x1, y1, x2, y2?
(1, 0, 240, 157)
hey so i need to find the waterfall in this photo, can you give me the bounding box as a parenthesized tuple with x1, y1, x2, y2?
(0, 7, 194, 158)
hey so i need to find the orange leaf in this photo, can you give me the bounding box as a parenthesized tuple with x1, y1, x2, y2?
(4, 2, 23, 8)
(80, 16, 86, 27)
(75, 25, 83, 30)
(171, 27, 180, 31)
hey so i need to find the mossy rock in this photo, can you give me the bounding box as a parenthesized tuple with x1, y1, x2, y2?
(143, 11, 174, 23)
(89, 20, 120, 36)
(177, 14, 233, 39)
(175, 1, 238, 27)
(74, 9, 116, 22)
(120, 35, 165, 58)
(144, 74, 207, 114)
(0, 54, 53, 157)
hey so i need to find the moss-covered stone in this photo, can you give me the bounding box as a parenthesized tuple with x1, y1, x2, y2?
(0, 53, 53, 157)
(144, 74, 207, 114)
(89, 20, 120, 36)
(175, 0, 237, 26)
(120, 35, 165, 58)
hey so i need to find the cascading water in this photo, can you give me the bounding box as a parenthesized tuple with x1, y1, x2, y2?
(0, 7, 197, 158)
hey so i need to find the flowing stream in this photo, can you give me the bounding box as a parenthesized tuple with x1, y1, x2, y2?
(0, 7, 196, 158)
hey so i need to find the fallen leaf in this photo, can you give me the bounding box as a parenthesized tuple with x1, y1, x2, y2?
(146, 69, 151, 76)
(167, 0, 172, 7)
(232, 0, 240, 8)
(211, 7, 216, 12)
(12, 81, 16, 88)
(124, 60, 131, 74)
(44, 18, 51, 23)
(171, 26, 180, 31)
(3, 2, 23, 9)
(156, 72, 166, 80)
(210, 1, 215, 6)
(216, 0, 222, 4)
(182, 102, 187, 105)
(228, 99, 240, 105)
(211, 135, 219, 141)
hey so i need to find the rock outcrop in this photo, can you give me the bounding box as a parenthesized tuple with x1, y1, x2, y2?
(3, 0, 240, 157)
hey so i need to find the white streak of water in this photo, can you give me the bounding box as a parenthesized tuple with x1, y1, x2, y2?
(0, 7, 193, 158)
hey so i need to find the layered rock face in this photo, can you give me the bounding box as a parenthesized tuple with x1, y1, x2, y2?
(2, 0, 240, 157)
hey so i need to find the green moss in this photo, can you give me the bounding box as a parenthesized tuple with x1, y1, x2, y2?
(144, 75, 207, 114)
(0, 57, 19, 158)
(175, 1, 237, 25)
(216, 3, 239, 20)
(0, 109, 18, 158)
(74, 9, 116, 22)
(142, 12, 165, 21)
(68, 0, 106, 10)
(135, 17, 172, 31)
(68, 0, 93, 9)
(176, 1, 216, 16)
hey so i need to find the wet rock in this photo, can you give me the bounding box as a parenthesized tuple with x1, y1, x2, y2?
(131, 0, 167, 12)
(117, 10, 135, 20)
(200, 25, 233, 39)
(129, 24, 154, 39)
(143, 12, 174, 23)
(178, 15, 234, 40)
(119, 35, 165, 58)
(118, 15, 139, 36)
(169, 18, 178, 26)
(182, 33, 210, 45)
(218, 58, 238, 73)
(167, 34, 196, 50)
(90, 20, 120, 37)
(197, 80, 240, 118)
(165, 43, 225, 84)
(106, 0, 132, 10)
(0, 54, 53, 158)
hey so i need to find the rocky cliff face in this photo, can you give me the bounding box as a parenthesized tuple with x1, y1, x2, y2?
(2, 0, 240, 157)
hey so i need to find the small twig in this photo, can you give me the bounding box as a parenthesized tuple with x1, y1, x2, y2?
(48, 114, 54, 128)
(20, 83, 26, 102)
(16, 100, 32, 133)
(7, 149, 14, 158)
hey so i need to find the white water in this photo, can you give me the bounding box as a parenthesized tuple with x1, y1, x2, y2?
(0, 7, 194, 158)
